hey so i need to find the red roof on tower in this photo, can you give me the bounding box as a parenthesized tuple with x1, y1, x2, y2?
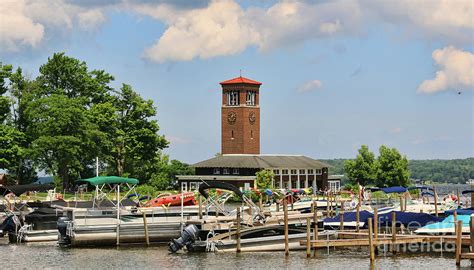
(220, 76, 262, 85)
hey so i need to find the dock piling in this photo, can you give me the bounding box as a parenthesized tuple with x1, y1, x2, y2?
(198, 195, 203, 220)
(306, 217, 311, 257)
(433, 186, 439, 217)
(236, 207, 241, 253)
(391, 211, 397, 254)
(470, 215, 474, 265)
(356, 205, 360, 232)
(368, 218, 375, 263)
(142, 211, 150, 246)
(456, 220, 462, 266)
(284, 198, 289, 256)
(374, 208, 378, 240)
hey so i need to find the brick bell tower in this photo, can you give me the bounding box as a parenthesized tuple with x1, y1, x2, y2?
(220, 76, 261, 154)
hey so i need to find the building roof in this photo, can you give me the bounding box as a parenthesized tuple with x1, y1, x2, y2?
(176, 175, 256, 181)
(193, 154, 329, 169)
(220, 76, 262, 85)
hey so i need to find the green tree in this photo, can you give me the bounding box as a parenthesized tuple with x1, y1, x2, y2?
(256, 169, 275, 189)
(107, 84, 168, 179)
(344, 145, 378, 186)
(148, 155, 194, 190)
(0, 63, 30, 184)
(25, 94, 104, 190)
(8, 67, 37, 184)
(376, 145, 410, 187)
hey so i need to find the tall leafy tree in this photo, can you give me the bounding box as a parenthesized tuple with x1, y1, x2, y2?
(0, 63, 28, 184)
(25, 53, 112, 189)
(8, 68, 37, 184)
(376, 145, 410, 187)
(344, 145, 378, 186)
(106, 84, 169, 179)
(26, 94, 104, 190)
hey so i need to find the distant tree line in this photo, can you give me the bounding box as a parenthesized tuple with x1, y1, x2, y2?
(0, 53, 193, 190)
(321, 156, 473, 185)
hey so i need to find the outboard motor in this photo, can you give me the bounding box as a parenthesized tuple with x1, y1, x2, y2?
(57, 216, 71, 246)
(168, 224, 200, 253)
(0, 214, 21, 237)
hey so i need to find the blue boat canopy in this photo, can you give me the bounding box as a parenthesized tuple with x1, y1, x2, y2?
(371, 186, 407, 193)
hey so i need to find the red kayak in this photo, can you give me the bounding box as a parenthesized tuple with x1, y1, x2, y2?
(145, 192, 196, 207)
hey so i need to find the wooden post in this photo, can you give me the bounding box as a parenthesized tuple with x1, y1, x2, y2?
(142, 211, 150, 246)
(433, 186, 439, 217)
(455, 220, 462, 266)
(284, 198, 289, 256)
(404, 192, 408, 212)
(457, 189, 461, 208)
(454, 210, 458, 223)
(306, 217, 311, 257)
(276, 201, 280, 212)
(236, 207, 241, 253)
(471, 181, 474, 208)
(399, 196, 404, 212)
(368, 218, 375, 263)
(358, 186, 362, 207)
(391, 211, 397, 254)
(198, 195, 203, 220)
(470, 215, 474, 247)
(374, 208, 378, 240)
(356, 205, 360, 232)
(259, 194, 263, 212)
(326, 193, 330, 217)
(471, 215, 474, 265)
(313, 202, 318, 241)
(339, 209, 344, 231)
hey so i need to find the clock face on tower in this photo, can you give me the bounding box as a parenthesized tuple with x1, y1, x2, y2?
(249, 111, 256, 125)
(227, 112, 237, 125)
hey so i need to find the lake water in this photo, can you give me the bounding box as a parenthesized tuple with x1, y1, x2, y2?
(1, 241, 472, 270)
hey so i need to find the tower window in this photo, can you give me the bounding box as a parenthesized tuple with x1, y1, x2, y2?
(251, 130, 253, 139)
(227, 91, 239, 106)
(231, 130, 234, 140)
(246, 91, 256, 106)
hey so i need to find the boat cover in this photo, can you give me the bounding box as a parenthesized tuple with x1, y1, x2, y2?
(0, 184, 54, 197)
(324, 210, 441, 228)
(77, 176, 139, 186)
(444, 208, 474, 215)
(377, 211, 442, 227)
(198, 181, 244, 199)
(461, 190, 474, 195)
(370, 186, 407, 193)
(419, 215, 471, 231)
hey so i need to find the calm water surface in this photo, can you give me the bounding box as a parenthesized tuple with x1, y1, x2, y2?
(1, 241, 472, 270)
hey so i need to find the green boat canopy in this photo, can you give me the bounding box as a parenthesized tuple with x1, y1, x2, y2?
(77, 176, 139, 186)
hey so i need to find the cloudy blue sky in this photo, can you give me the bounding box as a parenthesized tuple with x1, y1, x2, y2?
(1, 0, 473, 163)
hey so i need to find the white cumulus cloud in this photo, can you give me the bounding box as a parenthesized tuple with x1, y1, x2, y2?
(141, 0, 259, 62)
(297, 80, 323, 93)
(0, 0, 109, 52)
(0, 0, 44, 51)
(418, 46, 474, 94)
(138, 0, 364, 62)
